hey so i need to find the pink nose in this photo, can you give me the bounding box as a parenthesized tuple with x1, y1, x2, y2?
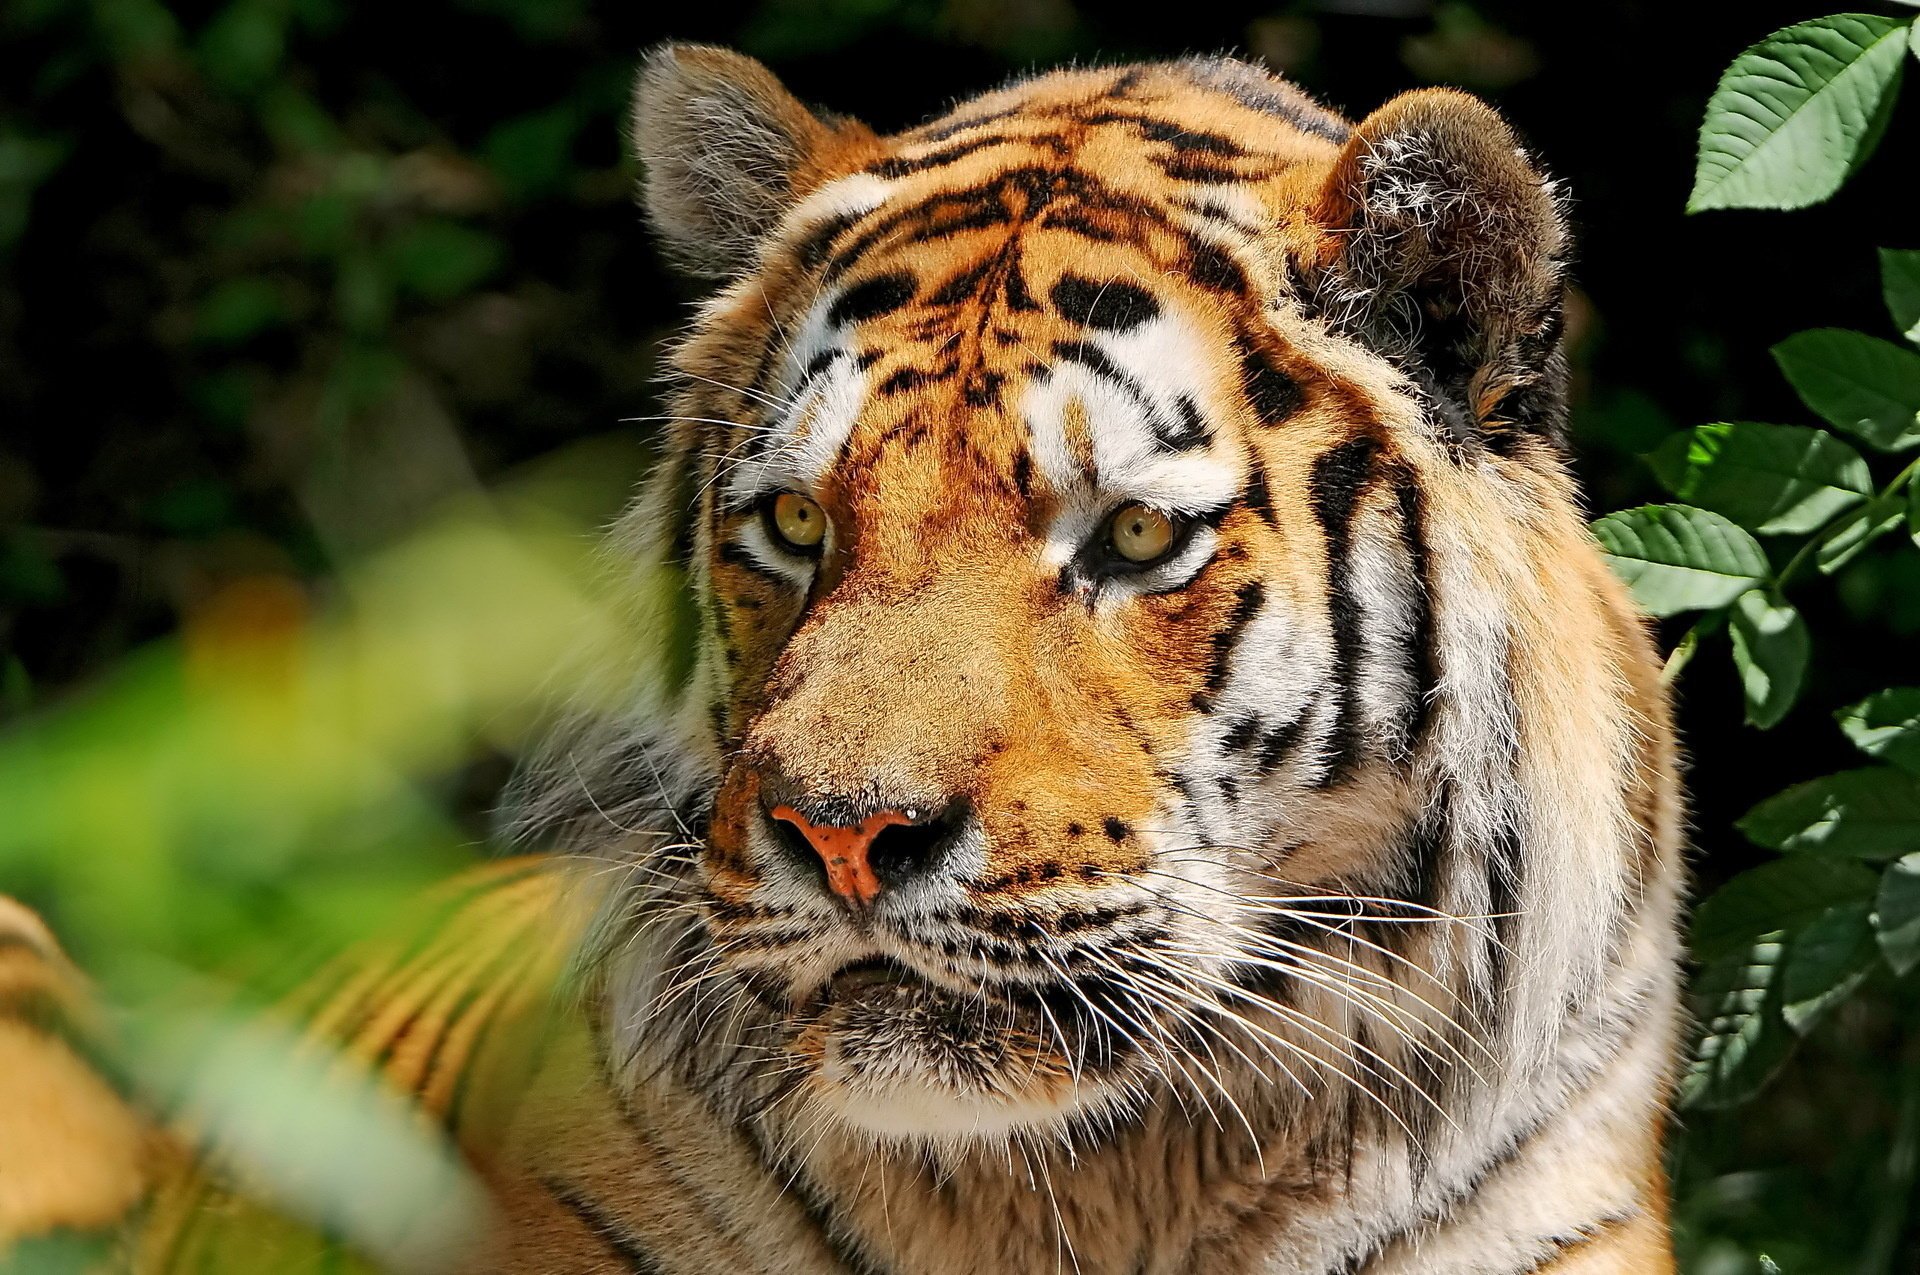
(767, 805, 913, 906)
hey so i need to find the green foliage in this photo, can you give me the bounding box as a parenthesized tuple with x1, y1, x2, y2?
(1883, 248, 1920, 344)
(1772, 328, 1920, 452)
(1839, 688, 1920, 774)
(1590, 504, 1769, 616)
(1613, 9, 1920, 1269)
(1688, 14, 1909, 212)
(1727, 589, 1808, 729)
(1646, 421, 1870, 535)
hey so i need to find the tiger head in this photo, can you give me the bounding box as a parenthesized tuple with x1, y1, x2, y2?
(526, 48, 1674, 1154)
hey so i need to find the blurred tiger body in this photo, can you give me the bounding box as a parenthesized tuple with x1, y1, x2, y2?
(1, 47, 1684, 1275)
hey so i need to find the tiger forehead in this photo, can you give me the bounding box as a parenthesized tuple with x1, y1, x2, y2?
(699, 64, 1358, 521)
(790, 63, 1351, 286)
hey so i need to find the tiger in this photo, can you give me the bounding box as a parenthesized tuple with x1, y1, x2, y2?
(0, 44, 1685, 1275)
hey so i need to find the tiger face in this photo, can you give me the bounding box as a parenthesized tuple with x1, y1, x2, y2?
(540, 48, 1662, 1157)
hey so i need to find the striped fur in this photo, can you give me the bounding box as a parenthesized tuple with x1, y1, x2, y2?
(1, 48, 1685, 1275)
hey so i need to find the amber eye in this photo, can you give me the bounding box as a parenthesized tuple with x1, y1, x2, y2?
(1108, 503, 1176, 564)
(768, 491, 827, 552)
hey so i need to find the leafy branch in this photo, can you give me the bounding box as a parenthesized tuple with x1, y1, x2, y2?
(1595, 11, 1920, 1127)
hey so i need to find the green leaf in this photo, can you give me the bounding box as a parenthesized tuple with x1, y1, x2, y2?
(1688, 14, 1909, 212)
(1875, 852, 1920, 975)
(1680, 934, 1793, 1109)
(1691, 856, 1877, 962)
(384, 220, 503, 302)
(194, 277, 287, 345)
(1781, 900, 1879, 1032)
(196, 0, 289, 96)
(0, 129, 72, 252)
(1739, 767, 1920, 859)
(1911, 477, 1920, 547)
(482, 107, 583, 198)
(1773, 329, 1920, 452)
(1591, 505, 1770, 617)
(1646, 421, 1870, 534)
(1728, 589, 1809, 728)
(1883, 247, 1920, 345)
(1837, 688, 1920, 775)
(1817, 492, 1905, 574)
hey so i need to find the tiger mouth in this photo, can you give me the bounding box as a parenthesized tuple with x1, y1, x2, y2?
(822, 956, 924, 1004)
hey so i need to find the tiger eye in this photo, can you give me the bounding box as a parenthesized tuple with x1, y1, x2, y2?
(770, 492, 827, 550)
(1109, 503, 1175, 563)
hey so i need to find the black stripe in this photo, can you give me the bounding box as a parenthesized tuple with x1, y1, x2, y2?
(1134, 117, 1246, 157)
(1238, 340, 1304, 426)
(1308, 435, 1380, 785)
(876, 361, 956, 396)
(1042, 207, 1135, 243)
(1155, 154, 1246, 184)
(1080, 110, 1247, 158)
(827, 272, 918, 327)
(717, 540, 792, 587)
(870, 133, 1022, 178)
(1486, 814, 1523, 1005)
(795, 211, 861, 271)
(542, 1177, 667, 1273)
(740, 1129, 894, 1275)
(1050, 340, 1211, 454)
(1221, 715, 1261, 752)
(1051, 339, 1140, 398)
(913, 104, 1024, 144)
(1187, 241, 1248, 295)
(1400, 789, 1454, 924)
(928, 260, 993, 305)
(1516, 1212, 1639, 1273)
(825, 166, 1174, 284)
(1394, 474, 1438, 752)
(1191, 580, 1265, 712)
(1050, 273, 1159, 332)
(1257, 715, 1306, 774)
(1243, 457, 1278, 526)
(1158, 395, 1210, 451)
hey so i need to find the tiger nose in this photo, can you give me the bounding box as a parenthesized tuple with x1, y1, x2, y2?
(766, 802, 961, 907)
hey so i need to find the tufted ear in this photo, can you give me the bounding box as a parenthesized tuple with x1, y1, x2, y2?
(632, 44, 871, 279)
(1307, 88, 1570, 455)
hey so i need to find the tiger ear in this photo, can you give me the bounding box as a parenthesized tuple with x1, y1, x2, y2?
(632, 44, 870, 279)
(1307, 88, 1570, 454)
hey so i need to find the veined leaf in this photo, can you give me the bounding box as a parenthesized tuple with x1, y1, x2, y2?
(1739, 767, 1920, 859)
(1689, 14, 1909, 212)
(1591, 504, 1770, 617)
(1728, 590, 1809, 729)
(1646, 421, 1869, 534)
(1817, 493, 1905, 574)
(1781, 900, 1878, 1032)
(1691, 856, 1877, 962)
(1838, 688, 1920, 775)
(1681, 934, 1793, 1109)
(1875, 852, 1920, 975)
(1773, 329, 1920, 452)
(1883, 247, 1920, 345)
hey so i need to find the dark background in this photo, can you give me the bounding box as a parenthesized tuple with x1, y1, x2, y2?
(3, 1, 1917, 1269)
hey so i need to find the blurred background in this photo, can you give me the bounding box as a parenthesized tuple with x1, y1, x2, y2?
(2, 1, 1917, 1271)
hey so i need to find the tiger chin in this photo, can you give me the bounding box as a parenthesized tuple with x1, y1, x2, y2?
(481, 43, 1692, 1275)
